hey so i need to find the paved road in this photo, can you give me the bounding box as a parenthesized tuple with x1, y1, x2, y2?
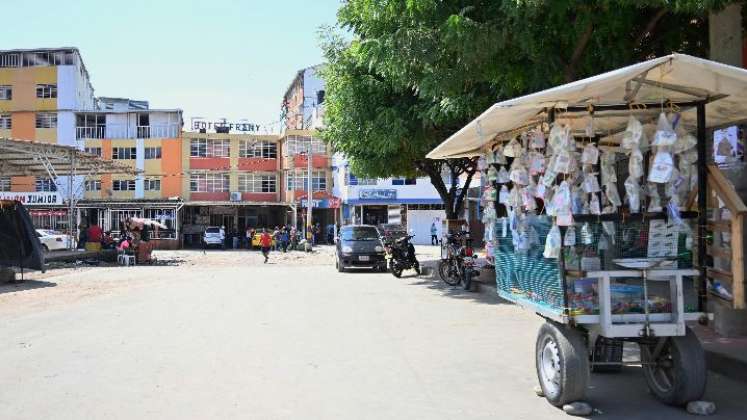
(1, 251, 745, 419)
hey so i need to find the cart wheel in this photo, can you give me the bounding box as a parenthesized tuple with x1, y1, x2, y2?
(591, 336, 623, 373)
(535, 321, 589, 407)
(639, 327, 706, 406)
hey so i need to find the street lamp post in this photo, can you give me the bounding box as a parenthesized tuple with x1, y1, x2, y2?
(305, 140, 313, 252)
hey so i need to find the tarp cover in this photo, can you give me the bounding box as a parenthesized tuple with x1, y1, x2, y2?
(0, 201, 45, 270)
(427, 54, 747, 159)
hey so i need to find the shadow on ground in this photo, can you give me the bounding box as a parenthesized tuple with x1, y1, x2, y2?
(0, 279, 56, 295)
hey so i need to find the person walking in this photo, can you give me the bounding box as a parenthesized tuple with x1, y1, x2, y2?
(280, 228, 290, 252)
(290, 226, 298, 251)
(430, 221, 438, 245)
(260, 228, 272, 263)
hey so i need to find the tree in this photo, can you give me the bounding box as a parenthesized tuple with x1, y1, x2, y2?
(320, 0, 739, 219)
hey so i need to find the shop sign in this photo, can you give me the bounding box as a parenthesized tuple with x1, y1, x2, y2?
(358, 189, 397, 201)
(29, 209, 67, 217)
(299, 196, 341, 209)
(191, 118, 261, 133)
(0, 192, 62, 206)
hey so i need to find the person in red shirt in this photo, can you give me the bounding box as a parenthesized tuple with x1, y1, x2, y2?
(87, 221, 103, 243)
(259, 228, 272, 263)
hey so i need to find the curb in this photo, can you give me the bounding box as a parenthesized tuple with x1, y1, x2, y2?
(705, 349, 747, 383)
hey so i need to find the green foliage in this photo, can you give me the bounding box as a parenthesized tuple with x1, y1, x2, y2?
(320, 0, 740, 214)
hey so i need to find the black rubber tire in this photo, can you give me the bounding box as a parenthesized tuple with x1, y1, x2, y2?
(392, 265, 403, 278)
(42, 244, 50, 252)
(336, 257, 345, 273)
(438, 260, 460, 286)
(462, 269, 472, 291)
(640, 327, 706, 406)
(414, 260, 421, 276)
(591, 336, 623, 373)
(535, 321, 589, 407)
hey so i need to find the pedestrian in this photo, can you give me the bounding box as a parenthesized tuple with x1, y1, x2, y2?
(430, 221, 438, 245)
(249, 227, 256, 249)
(219, 225, 226, 250)
(272, 226, 280, 251)
(245, 226, 252, 249)
(260, 228, 272, 263)
(280, 228, 290, 252)
(290, 226, 298, 250)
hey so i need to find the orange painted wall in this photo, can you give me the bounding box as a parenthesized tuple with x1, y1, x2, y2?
(161, 138, 183, 197)
(11, 176, 34, 192)
(11, 112, 35, 140)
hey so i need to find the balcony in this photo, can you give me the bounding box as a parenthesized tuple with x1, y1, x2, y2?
(138, 125, 180, 139)
(76, 124, 180, 140)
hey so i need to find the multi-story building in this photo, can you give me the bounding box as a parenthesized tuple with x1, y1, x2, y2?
(179, 130, 285, 246)
(0, 48, 96, 231)
(76, 97, 184, 247)
(281, 65, 325, 131)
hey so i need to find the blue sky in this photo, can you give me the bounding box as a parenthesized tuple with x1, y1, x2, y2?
(1, 0, 341, 132)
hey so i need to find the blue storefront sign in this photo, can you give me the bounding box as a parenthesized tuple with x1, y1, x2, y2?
(358, 189, 397, 201)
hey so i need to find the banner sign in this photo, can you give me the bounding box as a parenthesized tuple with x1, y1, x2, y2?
(0, 192, 62, 206)
(299, 196, 341, 209)
(358, 189, 397, 201)
(191, 118, 261, 133)
(29, 209, 67, 217)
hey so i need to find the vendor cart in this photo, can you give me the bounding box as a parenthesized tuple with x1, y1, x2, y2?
(426, 54, 747, 408)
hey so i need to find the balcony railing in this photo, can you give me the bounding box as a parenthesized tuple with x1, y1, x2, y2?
(76, 124, 180, 139)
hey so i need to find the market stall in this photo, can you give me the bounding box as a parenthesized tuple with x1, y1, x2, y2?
(427, 54, 747, 408)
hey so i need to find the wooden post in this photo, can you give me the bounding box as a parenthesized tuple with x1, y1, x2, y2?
(732, 215, 746, 309)
(697, 103, 708, 312)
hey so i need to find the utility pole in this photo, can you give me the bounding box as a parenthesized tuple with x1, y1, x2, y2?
(305, 138, 313, 251)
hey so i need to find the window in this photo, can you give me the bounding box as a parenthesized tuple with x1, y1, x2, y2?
(0, 114, 10, 129)
(112, 179, 136, 191)
(85, 180, 101, 191)
(286, 170, 326, 191)
(238, 173, 277, 193)
(112, 147, 137, 159)
(144, 178, 161, 191)
(392, 178, 416, 186)
(84, 147, 101, 157)
(0, 176, 10, 191)
(283, 135, 327, 156)
(239, 140, 277, 159)
(0, 85, 11, 100)
(36, 84, 57, 99)
(35, 177, 57, 192)
(35, 112, 57, 128)
(76, 113, 106, 139)
(189, 173, 229, 192)
(347, 173, 376, 186)
(190, 138, 230, 157)
(144, 147, 162, 159)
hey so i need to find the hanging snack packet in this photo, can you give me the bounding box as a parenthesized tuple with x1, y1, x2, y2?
(543, 224, 562, 259)
(598, 233, 610, 251)
(494, 144, 508, 164)
(590, 193, 601, 215)
(529, 152, 546, 175)
(498, 185, 510, 204)
(504, 137, 523, 158)
(535, 182, 546, 199)
(509, 186, 523, 208)
(652, 112, 677, 146)
(580, 222, 593, 245)
(509, 161, 530, 185)
(564, 225, 577, 246)
(648, 150, 674, 183)
(629, 148, 644, 178)
(674, 127, 697, 154)
(548, 123, 565, 150)
(622, 115, 643, 150)
(581, 143, 599, 165)
(478, 156, 488, 171)
(523, 188, 537, 211)
(496, 166, 510, 184)
(624, 176, 641, 213)
(582, 173, 601, 193)
(604, 182, 622, 207)
(530, 128, 546, 149)
(553, 150, 572, 174)
(680, 149, 698, 164)
(487, 166, 498, 182)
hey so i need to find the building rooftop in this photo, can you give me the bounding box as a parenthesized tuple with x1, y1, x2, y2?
(0, 47, 93, 93)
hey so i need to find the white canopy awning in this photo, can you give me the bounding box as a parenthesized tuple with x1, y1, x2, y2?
(427, 54, 747, 159)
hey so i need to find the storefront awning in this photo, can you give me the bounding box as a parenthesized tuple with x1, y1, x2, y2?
(427, 54, 747, 159)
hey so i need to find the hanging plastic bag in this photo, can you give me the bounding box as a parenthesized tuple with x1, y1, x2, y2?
(652, 112, 677, 146)
(487, 166, 498, 182)
(504, 137, 523, 158)
(622, 115, 643, 150)
(509, 186, 523, 208)
(582, 173, 601, 193)
(535, 182, 546, 199)
(648, 151, 674, 183)
(548, 123, 565, 150)
(528, 152, 546, 175)
(598, 233, 610, 251)
(478, 156, 488, 171)
(564, 225, 576, 246)
(581, 143, 599, 165)
(629, 148, 644, 178)
(580, 222, 593, 245)
(523, 188, 537, 211)
(494, 145, 507, 164)
(482, 186, 497, 202)
(680, 149, 698, 164)
(530, 129, 546, 149)
(590, 193, 601, 215)
(496, 166, 510, 184)
(498, 185, 510, 204)
(509, 161, 530, 185)
(604, 182, 622, 207)
(625, 176, 641, 213)
(543, 224, 562, 259)
(674, 127, 697, 154)
(553, 150, 572, 174)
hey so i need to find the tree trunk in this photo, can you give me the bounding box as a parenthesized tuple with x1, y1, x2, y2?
(415, 157, 478, 220)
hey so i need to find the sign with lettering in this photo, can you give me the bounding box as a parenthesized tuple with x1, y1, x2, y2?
(191, 118, 262, 133)
(358, 189, 397, 201)
(0, 192, 62, 206)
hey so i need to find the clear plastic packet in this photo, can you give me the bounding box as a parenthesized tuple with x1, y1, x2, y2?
(541, 167, 558, 187)
(590, 193, 601, 215)
(622, 115, 643, 150)
(652, 112, 677, 146)
(602, 205, 616, 243)
(494, 145, 508, 164)
(600, 151, 617, 185)
(553, 150, 572, 174)
(680, 149, 698, 164)
(543, 224, 562, 259)
(580, 222, 593, 245)
(604, 182, 622, 207)
(598, 233, 610, 251)
(535, 182, 546, 199)
(624, 176, 641, 213)
(498, 185, 510, 204)
(487, 166, 498, 182)
(478, 156, 488, 171)
(648, 194, 662, 212)
(581, 143, 599, 165)
(509, 186, 523, 208)
(482, 205, 497, 223)
(564, 225, 576, 246)
(504, 137, 523, 158)
(571, 186, 585, 214)
(648, 151, 674, 183)
(523, 188, 537, 211)
(582, 173, 601, 193)
(629, 148, 644, 178)
(674, 127, 697, 154)
(530, 128, 546, 149)
(509, 161, 529, 185)
(529, 152, 546, 175)
(548, 123, 565, 151)
(482, 186, 497, 202)
(497, 166, 510, 183)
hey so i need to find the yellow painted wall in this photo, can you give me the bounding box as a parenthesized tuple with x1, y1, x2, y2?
(0, 129, 11, 138)
(35, 128, 57, 143)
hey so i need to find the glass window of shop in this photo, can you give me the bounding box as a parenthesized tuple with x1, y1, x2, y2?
(239, 140, 277, 159)
(189, 172, 229, 192)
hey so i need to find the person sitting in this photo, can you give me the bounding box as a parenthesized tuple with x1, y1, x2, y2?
(87, 221, 103, 243)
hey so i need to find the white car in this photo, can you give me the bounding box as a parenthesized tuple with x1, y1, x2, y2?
(35, 229, 72, 251)
(203, 226, 225, 249)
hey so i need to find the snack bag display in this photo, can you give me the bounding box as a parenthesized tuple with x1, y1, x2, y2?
(648, 151, 674, 184)
(543, 224, 562, 259)
(652, 112, 677, 146)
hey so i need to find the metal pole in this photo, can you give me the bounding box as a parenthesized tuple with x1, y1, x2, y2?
(696, 102, 708, 313)
(306, 139, 313, 250)
(68, 150, 75, 250)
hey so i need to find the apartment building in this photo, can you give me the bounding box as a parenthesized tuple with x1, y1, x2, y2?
(179, 131, 285, 246)
(281, 65, 325, 131)
(0, 48, 96, 231)
(76, 97, 183, 246)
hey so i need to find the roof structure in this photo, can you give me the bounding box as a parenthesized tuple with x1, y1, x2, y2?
(428, 54, 747, 159)
(0, 137, 138, 177)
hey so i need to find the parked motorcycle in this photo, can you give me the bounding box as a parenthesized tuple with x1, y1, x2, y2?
(384, 234, 420, 278)
(438, 231, 479, 290)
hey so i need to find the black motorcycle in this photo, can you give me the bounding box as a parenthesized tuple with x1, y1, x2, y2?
(384, 234, 420, 278)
